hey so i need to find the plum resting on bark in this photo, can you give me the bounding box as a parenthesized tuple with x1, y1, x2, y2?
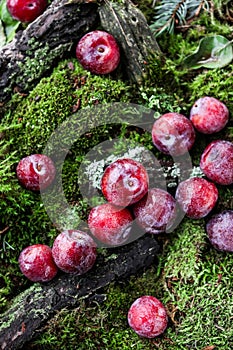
(76, 30, 120, 75)
(18, 244, 58, 282)
(51, 230, 97, 274)
(6, 0, 48, 23)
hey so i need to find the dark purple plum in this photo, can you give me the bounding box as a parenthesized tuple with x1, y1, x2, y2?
(206, 210, 233, 252)
(200, 140, 233, 185)
(132, 188, 177, 234)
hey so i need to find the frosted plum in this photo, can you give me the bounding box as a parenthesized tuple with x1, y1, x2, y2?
(19, 244, 58, 282)
(16, 154, 56, 192)
(76, 30, 120, 75)
(190, 96, 229, 134)
(101, 158, 149, 207)
(200, 140, 233, 185)
(206, 210, 233, 252)
(151, 112, 196, 156)
(175, 177, 218, 219)
(127, 295, 168, 338)
(52, 230, 97, 274)
(88, 202, 133, 246)
(132, 188, 177, 234)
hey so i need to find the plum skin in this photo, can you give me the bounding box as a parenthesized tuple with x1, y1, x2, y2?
(127, 295, 168, 338)
(18, 244, 58, 282)
(190, 96, 229, 134)
(200, 140, 233, 185)
(175, 177, 218, 219)
(101, 158, 149, 207)
(206, 210, 233, 252)
(132, 188, 177, 234)
(7, 0, 48, 23)
(88, 202, 133, 246)
(151, 112, 196, 156)
(16, 154, 56, 192)
(76, 30, 120, 75)
(52, 230, 97, 274)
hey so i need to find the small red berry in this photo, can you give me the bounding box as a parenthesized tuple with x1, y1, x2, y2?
(190, 96, 229, 134)
(88, 202, 133, 246)
(52, 230, 97, 274)
(101, 158, 149, 207)
(7, 0, 48, 23)
(76, 30, 120, 75)
(128, 295, 168, 338)
(16, 154, 56, 192)
(19, 244, 58, 282)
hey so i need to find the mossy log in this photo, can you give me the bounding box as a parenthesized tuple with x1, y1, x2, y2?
(0, 235, 160, 350)
(0, 0, 160, 104)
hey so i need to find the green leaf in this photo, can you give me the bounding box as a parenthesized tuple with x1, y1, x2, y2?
(0, 19, 6, 48)
(0, 0, 20, 44)
(183, 35, 233, 69)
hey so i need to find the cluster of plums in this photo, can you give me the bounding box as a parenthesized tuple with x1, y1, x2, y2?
(15, 94, 233, 338)
(5, 0, 233, 339)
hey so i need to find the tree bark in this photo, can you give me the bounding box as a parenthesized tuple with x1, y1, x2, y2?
(0, 235, 160, 350)
(0, 0, 99, 103)
(99, 0, 161, 85)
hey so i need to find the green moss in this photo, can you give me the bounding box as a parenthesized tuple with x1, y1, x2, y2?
(187, 65, 233, 108)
